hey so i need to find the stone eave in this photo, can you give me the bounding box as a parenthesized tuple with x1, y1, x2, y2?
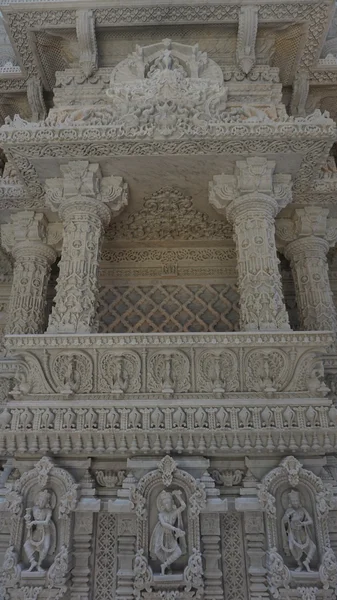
(0, 0, 333, 92)
(0, 118, 335, 206)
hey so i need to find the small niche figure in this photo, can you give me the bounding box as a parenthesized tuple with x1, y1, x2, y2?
(23, 490, 56, 573)
(282, 489, 316, 572)
(150, 489, 187, 575)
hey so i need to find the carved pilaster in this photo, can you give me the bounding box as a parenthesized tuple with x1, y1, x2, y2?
(210, 158, 292, 331)
(244, 511, 268, 599)
(1, 212, 59, 334)
(116, 516, 137, 600)
(276, 207, 337, 330)
(71, 512, 95, 600)
(45, 161, 128, 333)
(200, 513, 224, 600)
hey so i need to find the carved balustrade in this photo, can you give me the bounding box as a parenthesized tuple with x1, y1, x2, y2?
(0, 330, 335, 456)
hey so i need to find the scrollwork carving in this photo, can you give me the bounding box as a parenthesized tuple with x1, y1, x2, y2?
(147, 350, 190, 394)
(183, 548, 204, 593)
(134, 549, 153, 599)
(197, 350, 239, 393)
(99, 351, 141, 394)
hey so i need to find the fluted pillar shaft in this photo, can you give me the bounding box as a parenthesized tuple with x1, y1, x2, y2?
(277, 207, 337, 331)
(45, 161, 128, 333)
(210, 157, 292, 331)
(1, 212, 58, 334)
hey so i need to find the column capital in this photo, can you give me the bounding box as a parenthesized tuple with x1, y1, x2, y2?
(276, 207, 337, 252)
(1, 211, 61, 261)
(45, 161, 129, 226)
(209, 157, 292, 221)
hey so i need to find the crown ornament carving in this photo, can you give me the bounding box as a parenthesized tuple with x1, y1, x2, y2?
(105, 39, 228, 139)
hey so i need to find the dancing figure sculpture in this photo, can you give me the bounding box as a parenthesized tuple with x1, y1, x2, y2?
(150, 489, 186, 575)
(23, 490, 56, 572)
(282, 489, 316, 572)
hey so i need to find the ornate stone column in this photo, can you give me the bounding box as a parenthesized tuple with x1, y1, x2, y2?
(209, 158, 292, 331)
(276, 207, 337, 330)
(1, 212, 59, 334)
(45, 161, 128, 333)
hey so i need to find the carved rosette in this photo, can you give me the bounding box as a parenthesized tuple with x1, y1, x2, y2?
(276, 207, 337, 331)
(210, 157, 292, 331)
(45, 161, 128, 333)
(1, 212, 60, 334)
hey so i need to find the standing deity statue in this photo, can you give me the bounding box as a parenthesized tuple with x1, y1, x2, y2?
(150, 489, 187, 575)
(282, 489, 316, 572)
(23, 490, 56, 572)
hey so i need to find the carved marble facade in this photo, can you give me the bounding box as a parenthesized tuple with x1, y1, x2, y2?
(1, 1, 337, 599)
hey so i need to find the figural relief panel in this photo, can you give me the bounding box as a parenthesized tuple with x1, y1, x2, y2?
(128, 456, 206, 600)
(259, 456, 337, 599)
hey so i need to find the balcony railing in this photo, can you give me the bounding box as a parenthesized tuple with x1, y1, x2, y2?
(0, 330, 335, 456)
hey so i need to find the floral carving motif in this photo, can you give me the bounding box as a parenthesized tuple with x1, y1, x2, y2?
(267, 548, 290, 599)
(134, 549, 153, 599)
(52, 352, 93, 395)
(107, 187, 232, 242)
(130, 488, 147, 521)
(319, 547, 337, 590)
(47, 545, 69, 588)
(158, 455, 177, 487)
(1, 545, 20, 588)
(245, 349, 288, 392)
(100, 351, 141, 394)
(197, 350, 239, 392)
(147, 350, 190, 394)
(184, 548, 204, 592)
(189, 484, 206, 519)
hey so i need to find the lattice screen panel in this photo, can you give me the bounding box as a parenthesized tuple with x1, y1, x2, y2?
(97, 282, 240, 333)
(93, 513, 117, 600)
(221, 513, 248, 600)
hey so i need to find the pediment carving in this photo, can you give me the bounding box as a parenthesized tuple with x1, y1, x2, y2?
(105, 38, 227, 138)
(106, 187, 232, 241)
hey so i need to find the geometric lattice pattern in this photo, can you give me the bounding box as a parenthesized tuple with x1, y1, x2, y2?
(97, 283, 240, 333)
(221, 513, 248, 600)
(93, 513, 117, 600)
